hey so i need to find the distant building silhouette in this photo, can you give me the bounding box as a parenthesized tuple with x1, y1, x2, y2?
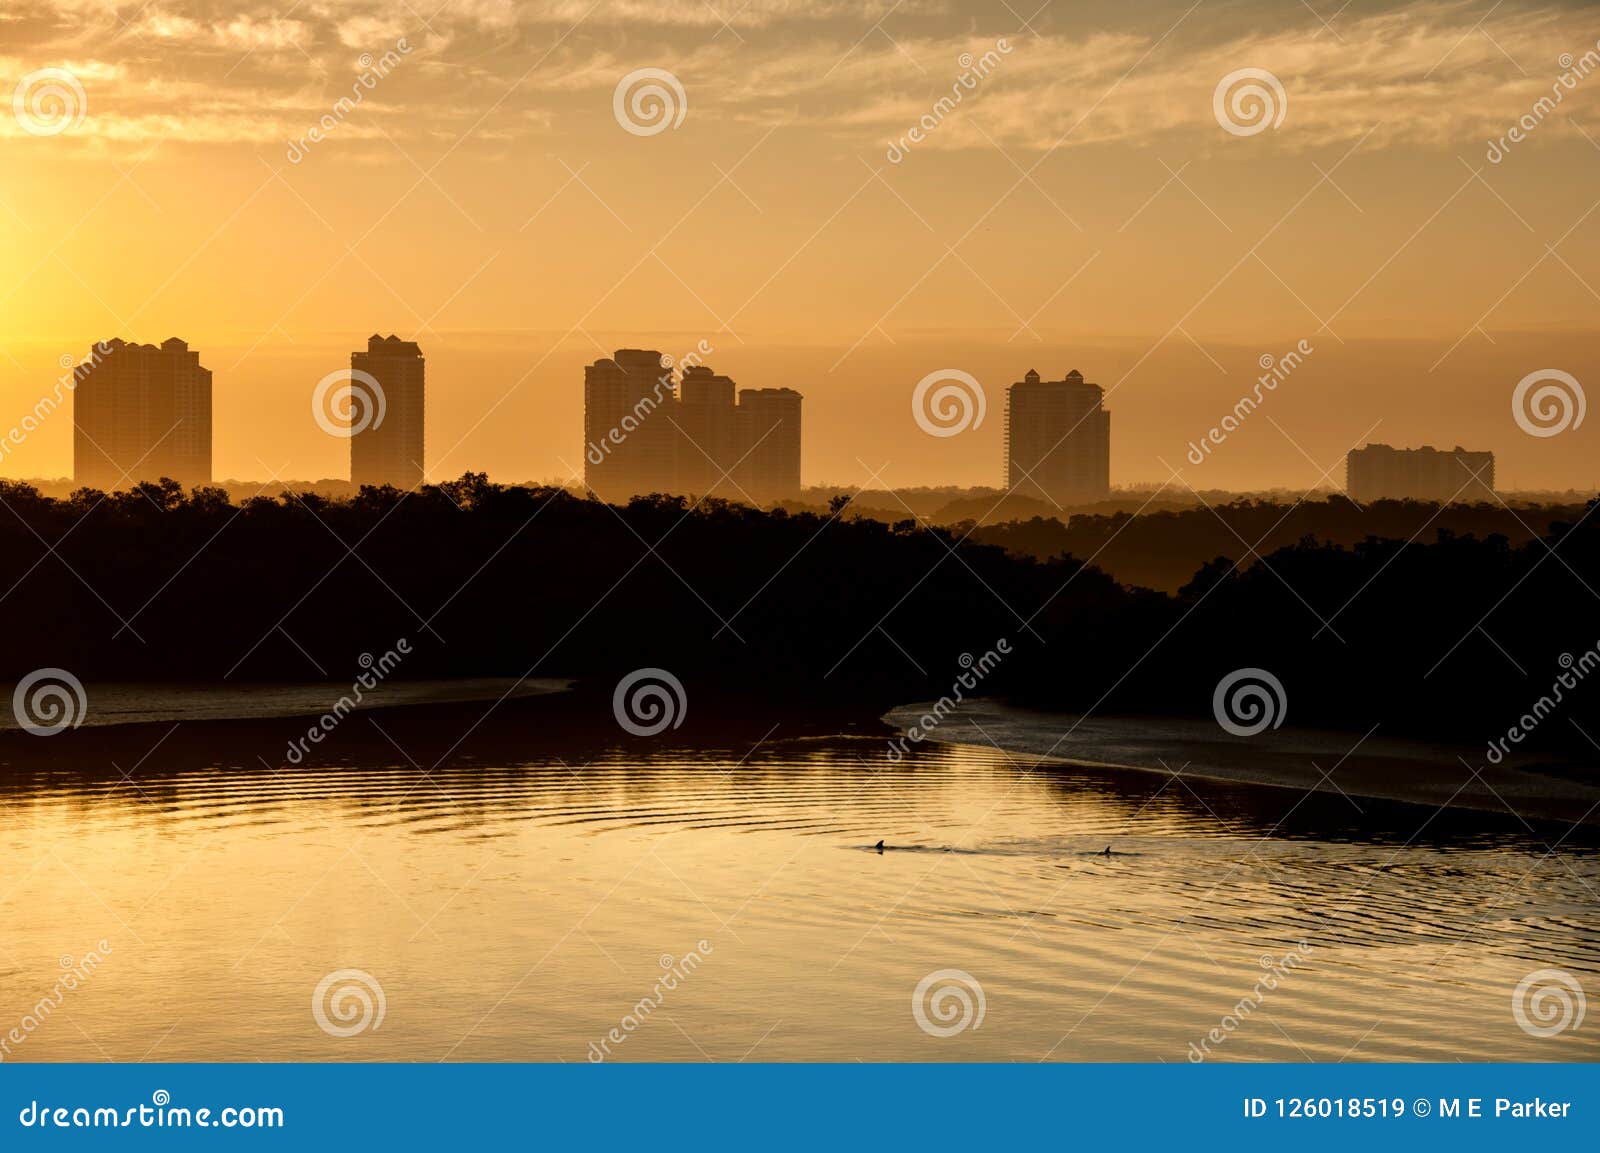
(1346, 443, 1495, 503)
(584, 349, 679, 501)
(351, 334, 425, 489)
(1004, 368, 1110, 505)
(677, 364, 739, 497)
(74, 337, 211, 490)
(735, 388, 802, 502)
(583, 349, 802, 503)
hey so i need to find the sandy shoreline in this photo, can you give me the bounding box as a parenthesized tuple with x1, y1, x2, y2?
(882, 699, 1600, 828)
(0, 677, 572, 733)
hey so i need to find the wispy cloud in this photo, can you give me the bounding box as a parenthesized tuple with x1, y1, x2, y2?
(3, 0, 1596, 153)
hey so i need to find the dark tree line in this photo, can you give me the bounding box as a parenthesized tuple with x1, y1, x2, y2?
(1, 475, 1597, 760)
(964, 498, 1591, 592)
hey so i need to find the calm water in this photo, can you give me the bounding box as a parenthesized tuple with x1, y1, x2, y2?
(1, 727, 1596, 1062)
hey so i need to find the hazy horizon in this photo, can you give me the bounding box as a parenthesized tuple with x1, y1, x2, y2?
(3, 328, 1598, 493)
(4, 0, 1599, 489)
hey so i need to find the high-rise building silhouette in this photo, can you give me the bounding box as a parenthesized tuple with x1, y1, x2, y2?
(73, 337, 212, 490)
(582, 350, 802, 503)
(735, 388, 802, 502)
(1004, 368, 1110, 506)
(677, 364, 739, 497)
(350, 334, 425, 490)
(1346, 443, 1495, 503)
(583, 349, 679, 501)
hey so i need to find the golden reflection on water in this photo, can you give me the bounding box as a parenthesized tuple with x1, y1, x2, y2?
(0, 737, 1595, 1062)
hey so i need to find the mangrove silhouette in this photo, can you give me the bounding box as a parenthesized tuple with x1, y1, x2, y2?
(1, 474, 1597, 760)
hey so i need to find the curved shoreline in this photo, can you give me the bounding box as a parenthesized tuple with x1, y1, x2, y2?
(0, 677, 572, 733)
(883, 700, 1600, 827)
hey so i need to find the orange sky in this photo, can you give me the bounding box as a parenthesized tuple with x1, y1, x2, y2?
(2, 0, 1598, 491)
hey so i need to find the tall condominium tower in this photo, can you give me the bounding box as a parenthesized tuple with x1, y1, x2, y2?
(677, 364, 739, 497)
(73, 337, 212, 490)
(1346, 443, 1495, 503)
(735, 388, 803, 502)
(583, 349, 678, 501)
(350, 334, 425, 490)
(1004, 368, 1111, 506)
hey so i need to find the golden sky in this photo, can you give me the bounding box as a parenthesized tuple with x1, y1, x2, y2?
(1, 0, 1598, 491)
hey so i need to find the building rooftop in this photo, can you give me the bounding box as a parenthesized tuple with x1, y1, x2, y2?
(98, 338, 195, 354)
(365, 334, 423, 355)
(1010, 368, 1102, 395)
(1354, 443, 1488, 455)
